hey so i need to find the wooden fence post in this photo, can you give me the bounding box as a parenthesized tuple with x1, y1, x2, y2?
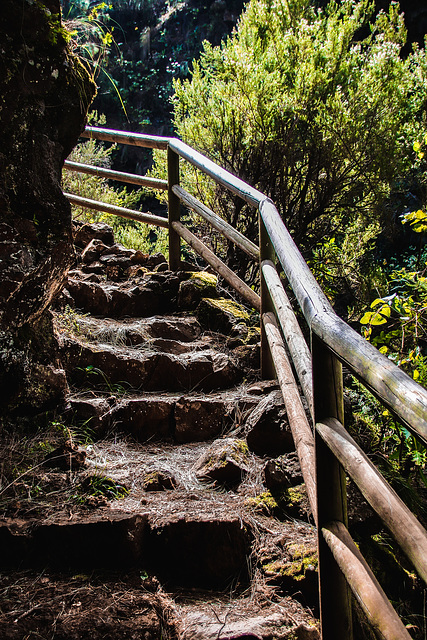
(259, 211, 275, 379)
(168, 146, 181, 270)
(312, 334, 352, 640)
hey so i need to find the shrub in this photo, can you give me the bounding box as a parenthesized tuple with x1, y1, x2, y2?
(152, 0, 427, 280)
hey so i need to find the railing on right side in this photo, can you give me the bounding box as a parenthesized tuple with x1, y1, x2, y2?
(64, 126, 427, 640)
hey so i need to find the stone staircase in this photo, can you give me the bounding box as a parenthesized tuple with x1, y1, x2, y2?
(0, 222, 319, 639)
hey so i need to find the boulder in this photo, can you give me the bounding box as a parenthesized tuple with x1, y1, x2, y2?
(194, 438, 250, 487)
(0, 0, 95, 417)
(245, 391, 294, 456)
(197, 297, 251, 333)
(73, 221, 115, 249)
(178, 272, 218, 310)
(264, 452, 304, 491)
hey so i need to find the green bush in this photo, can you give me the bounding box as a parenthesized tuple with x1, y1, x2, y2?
(151, 0, 427, 280)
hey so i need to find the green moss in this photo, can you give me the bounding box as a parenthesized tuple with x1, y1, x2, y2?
(247, 490, 278, 514)
(189, 271, 218, 288)
(263, 543, 317, 581)
(203, 297, 250, 321)
(284, 485, 306, 507)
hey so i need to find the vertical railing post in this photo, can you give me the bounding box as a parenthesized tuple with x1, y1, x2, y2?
(168, 146, 181, 271)
(259, 210, 275, 379)
(312, 334, 352, 640)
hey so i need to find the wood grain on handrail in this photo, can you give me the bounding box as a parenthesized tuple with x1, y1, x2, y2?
(65, 193, 168, 228)
(263, 312, 317, 522)
(317, 417, 427, 584)
(322, 521, 412, 640)
(261, 260, 313, 416)
(82, 126, 170, 149)
(64, 160, 168, 189)
(259, 198, 427, 443)
(168, 139, 265, 209)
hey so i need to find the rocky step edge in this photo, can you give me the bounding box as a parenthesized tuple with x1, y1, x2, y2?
(54, 287, 260, 394)
(0, 389, 316, 578)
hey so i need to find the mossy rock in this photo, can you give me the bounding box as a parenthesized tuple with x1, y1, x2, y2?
(197, 297, 251, 334)
(262, 542, 318, 605)
(194, 437, 249, 488)
(178, 272, 218, 309)
(142, 470, 177, 491)
(277, 483, 312, 521)
(246, 490, 280, 516)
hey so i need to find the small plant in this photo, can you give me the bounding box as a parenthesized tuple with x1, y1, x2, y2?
(76, 474, 129, 503)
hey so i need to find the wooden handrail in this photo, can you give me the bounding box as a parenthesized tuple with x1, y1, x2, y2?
(65, 193, 168, 228)
(172, 184, 260, 261)
(82, 126, 170, 149)
(171, 220, 261, 310)
(317, 417, 427, 584)
(322, 521, 412, 640)
(64, 160, 168, 189)
(66, 126, 427, 640)
(258, 199, 427, 444)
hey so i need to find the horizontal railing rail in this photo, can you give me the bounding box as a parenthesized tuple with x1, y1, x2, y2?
(63, 126, 427, 640)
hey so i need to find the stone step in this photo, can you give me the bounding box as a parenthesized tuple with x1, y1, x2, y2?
(63, 271, 181, 318)
(59, 334, 244, 392)
(68, 387, 260, 443)
(0, 438, 316, 596)
(67, 314, 204, 346)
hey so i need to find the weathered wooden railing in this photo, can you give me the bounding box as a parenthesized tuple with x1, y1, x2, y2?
(64, 126, 427, 640)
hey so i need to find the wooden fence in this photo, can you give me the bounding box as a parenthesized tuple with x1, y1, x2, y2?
(64, 126, 427, 640)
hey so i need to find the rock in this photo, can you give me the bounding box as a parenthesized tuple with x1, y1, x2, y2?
(178, 272, 218, 310)
(143, 470, 177, 491)
(110, 396, 174, 441)
(194, 438, 250, 487)
(245, 391, 294, 456)
(232, 343, 260, 370)
(197, 297, 251, 333)
(175, 396, 234, 443)
(264, 453, 304, 491)
(43, 440, 86, 471)
(65, 273, 181, 317)
(278, 483, 311, 521)
(262, 540, 318, 607)
(81, 238, 107, 264)
(247, 380, 280, 395)
(60, 336, 242, 392)
(146, 316, 201, 342)
(67, 395, 113, 434)
(0, 0, 95, 417)
(147, 514, 252, 588)
(0, 512, 147, 569)
(174, 393, 257, 443)
(146, 252, 167, 267)
(179, 608, 320, 640)
(73, 222, 115, 248)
